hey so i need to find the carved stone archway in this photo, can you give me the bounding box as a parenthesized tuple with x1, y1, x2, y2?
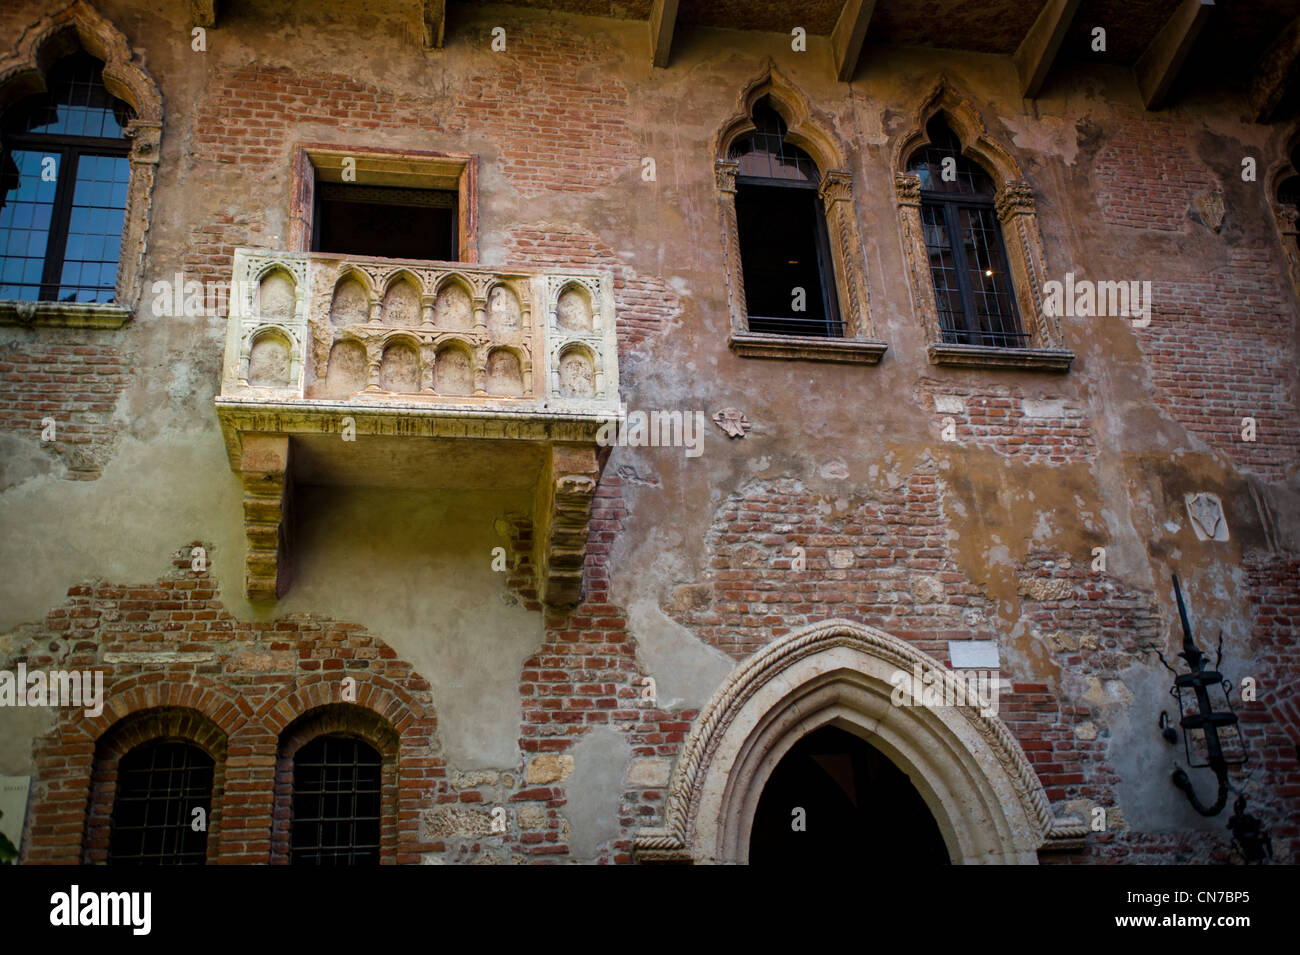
(634, 619, 1084, 864)
(0, 1, 163, 317)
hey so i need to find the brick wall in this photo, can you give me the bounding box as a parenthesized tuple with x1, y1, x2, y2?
(193, 21, 636, 199)
(15, 545, 443, 864)
(1140, 246, 1300, 483)
(0, 341, 130, 479)
(917, 379, 1096, 464)
(666, 464, 997, 658)
(1240, 552, 1300, 862)
(1093, 114, 1217, 232)
(504, 226, 682, 358)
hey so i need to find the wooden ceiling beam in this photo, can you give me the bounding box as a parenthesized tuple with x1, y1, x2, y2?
(1250, 15, 1300, 123)
(831, 0, 878, 83)
(1135, 0, 1214, 111)
(423, 0, 446, 51)
(1014, 0, 1082, 99)
(650, 0, 680, 69)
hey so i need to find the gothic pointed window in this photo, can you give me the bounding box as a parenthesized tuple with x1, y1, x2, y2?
(729, 98, 841, 338)
(0, 50, 133, 303)
(907, 117, 1024, 349)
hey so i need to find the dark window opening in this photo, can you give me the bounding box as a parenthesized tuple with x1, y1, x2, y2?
(749, 724, 949, 866)
(1279, 171, 1300, 257)
(908, 117, 1025, 348)
(108, 740, 213, 865)
(312, 182, 457, 261)
(730, 98, 841, 338)
(0, 50, 133, 303)
(290, 734, 382, 866)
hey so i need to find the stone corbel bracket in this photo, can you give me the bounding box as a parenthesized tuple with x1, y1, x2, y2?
(534, 444, 604, 609)
(240, 434, 292, 601)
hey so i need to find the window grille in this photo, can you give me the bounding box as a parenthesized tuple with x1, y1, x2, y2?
(290, 734, 383, 866)
(108, 740, 213, 865)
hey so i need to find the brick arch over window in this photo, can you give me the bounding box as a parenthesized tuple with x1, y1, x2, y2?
(891, 80, 1072, 372)
(0, 0, 162, 314)
(713, 67, 884, 363)
(22, 675, 245, 864)
(83, 707, 228, 864)
(633, 618, 1087, 865)
(259, 680, 439, 864)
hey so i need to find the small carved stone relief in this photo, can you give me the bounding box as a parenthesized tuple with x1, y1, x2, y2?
(380, 343, 421, 393)
(381, 280, 421, 326)
(558, 350, 595, 397)
(1193, 191, 1226, 234)
(1185, 492, 1229, 541)
(711, 408, 751, 437)
(556, 288, 593, 333)
(485, 349, 524, 396)
(247, 334, 291, 387)
(330, 277, 369, 326)
(321, 340, 367, 397)
(487, 285, 522, 338)
(434, 283, 473, 331)
(257, 271, 295, 320)
(435, 346, 474, 395)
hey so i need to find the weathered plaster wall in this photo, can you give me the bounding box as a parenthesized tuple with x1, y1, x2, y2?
(1, 0, 1297, 863)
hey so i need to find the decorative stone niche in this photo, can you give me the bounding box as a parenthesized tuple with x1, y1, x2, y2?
(215, 249, 620, 608)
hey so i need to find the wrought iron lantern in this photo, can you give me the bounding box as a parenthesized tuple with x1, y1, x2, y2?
(1155, 575, 1270, 862)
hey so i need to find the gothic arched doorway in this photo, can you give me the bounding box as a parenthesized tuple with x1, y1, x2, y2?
(749, 724, 949, 865)
(632, 620, 1077, 865)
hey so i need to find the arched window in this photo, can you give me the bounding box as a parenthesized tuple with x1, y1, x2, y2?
(108, 739, 214, 864)
(728, 97, 840, 338)
(907, 117, 1023, 349)
(0, 50, 133, 303)
(290, 734, 383, 865)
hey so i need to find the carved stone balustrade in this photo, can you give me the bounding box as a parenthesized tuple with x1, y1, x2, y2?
(214, 248, 620, 607)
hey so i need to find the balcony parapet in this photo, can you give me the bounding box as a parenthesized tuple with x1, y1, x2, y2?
(213, 248, 620, 608)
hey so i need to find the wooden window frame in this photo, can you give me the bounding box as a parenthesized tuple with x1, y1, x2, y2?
(290, 144, 478, 264)
(919, 189, 1025, 349)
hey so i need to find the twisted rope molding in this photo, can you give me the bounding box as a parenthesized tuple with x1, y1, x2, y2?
(634, 618, 1082, 859)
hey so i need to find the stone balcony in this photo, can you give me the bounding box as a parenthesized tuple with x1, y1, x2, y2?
(213, 248, 620, 607)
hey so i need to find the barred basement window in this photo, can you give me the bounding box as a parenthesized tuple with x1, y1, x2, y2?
(907, 117, 1024, 349)
(290, 734, 382, 865)
(0, 50, 133, 303)
(107, 740, 214, 865)
(729, 98, 841, 337)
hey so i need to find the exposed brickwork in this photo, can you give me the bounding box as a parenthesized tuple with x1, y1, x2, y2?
(1240, 552, 1300, 862)
(12, 545, 444, 864)
(0, 341, 130, 479)
(666, 464, 998, 658)
(503, 226, 681, 359)
(1008, 552, 1160, 860)
(512, 473, 697, 864)
(1140, 245, 1300, 483)
(1093, 114, 1217, 231)
(84, 708, 228, 864)
(917, 379, 1097, 464)
(1015, 550, 1297, 864)
(193, 21, 636, 199)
